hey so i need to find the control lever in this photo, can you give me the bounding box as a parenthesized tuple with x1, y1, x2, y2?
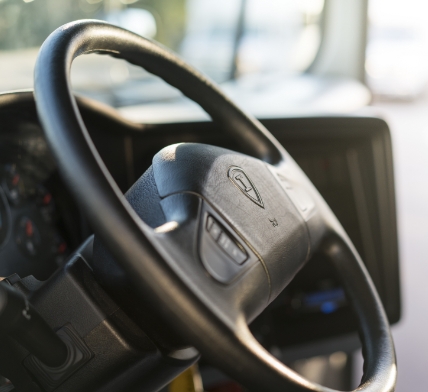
(0, 281, 68, 368)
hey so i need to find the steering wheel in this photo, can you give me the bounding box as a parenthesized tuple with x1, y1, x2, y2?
(34, 20, 396, 392)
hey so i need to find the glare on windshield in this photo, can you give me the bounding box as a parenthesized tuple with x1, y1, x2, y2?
(0, 0, 324, 107)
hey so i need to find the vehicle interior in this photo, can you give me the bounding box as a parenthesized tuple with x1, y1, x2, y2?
(0, 1, 410, 391)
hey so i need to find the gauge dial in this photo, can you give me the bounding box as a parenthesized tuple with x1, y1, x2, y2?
(15, 216, 42, 257)
(37, 185, 55, 221)
(3, 164, 26, 204)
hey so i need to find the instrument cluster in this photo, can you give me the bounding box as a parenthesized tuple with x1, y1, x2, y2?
(0, 163, 70, 280)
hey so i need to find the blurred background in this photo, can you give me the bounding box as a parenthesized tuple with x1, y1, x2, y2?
(0, 0, 427, 390)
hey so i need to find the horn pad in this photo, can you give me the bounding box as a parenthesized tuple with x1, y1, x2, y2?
(151, 143, 310, 300)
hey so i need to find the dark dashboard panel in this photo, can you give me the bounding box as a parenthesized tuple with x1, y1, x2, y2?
(0, 91, 400, 352)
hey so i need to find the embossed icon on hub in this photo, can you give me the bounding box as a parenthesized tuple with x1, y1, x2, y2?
(228, 166, 264, 208)
(269, 218, 278, 227)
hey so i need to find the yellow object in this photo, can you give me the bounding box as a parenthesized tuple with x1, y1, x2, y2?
(168, 365, 203, 392)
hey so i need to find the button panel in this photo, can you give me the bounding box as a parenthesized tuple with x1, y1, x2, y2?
(199, 206, 258, 284)
(206, 215, 247, 265)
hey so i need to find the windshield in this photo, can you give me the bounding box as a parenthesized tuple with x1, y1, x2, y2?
(0, 0, 324, 107)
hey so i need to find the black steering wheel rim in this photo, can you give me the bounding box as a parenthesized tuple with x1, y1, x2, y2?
(34, 20, 396, 392)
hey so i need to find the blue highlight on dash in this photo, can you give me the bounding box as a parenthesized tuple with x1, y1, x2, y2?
(302, 288, 346, 314)
(320, 301, 338, 314)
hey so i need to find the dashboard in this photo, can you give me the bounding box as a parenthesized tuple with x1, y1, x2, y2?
(0, 91, 400, 358)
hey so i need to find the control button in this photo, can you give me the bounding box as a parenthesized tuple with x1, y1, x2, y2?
(277, 173, 293, 189)
(291, 187, 315, 213)
(217, 233, 231, 249)
(207, 217, 222, 241)
(206, 215, 214, 231)
(218, 233, 247, 264)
